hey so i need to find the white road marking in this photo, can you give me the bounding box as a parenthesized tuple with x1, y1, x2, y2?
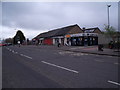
(108, 80, 120, 86)
(6, 48, 32, 59)
(59, 52, 65, 55)
(23, 55, 33, 59)
(20, 54, 24, 56)
(59, 51, 73, 55)
(15, 52, 18, 54)
(114, 63, 119, 65)
(20, 54, 32, 59)
(95, 55, 99, 56)
(94, 60, 104, 62)
(12, 50, 14, 53)
(85, 54, 89, 55)
(7, 48, 18, 54)
(71, 53, 84, 56)
(41, 61, 79, 74)
(13, 51, 18, 54)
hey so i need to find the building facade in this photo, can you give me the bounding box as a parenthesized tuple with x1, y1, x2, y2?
(33, 24, 102, 46)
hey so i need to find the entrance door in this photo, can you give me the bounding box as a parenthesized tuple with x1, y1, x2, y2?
(84, 37, 88, 46)
(61, 38, 64, 45)
(93, 37, 98, 45)
(55, 38, 59, 45)
(71, 38, 77, 46)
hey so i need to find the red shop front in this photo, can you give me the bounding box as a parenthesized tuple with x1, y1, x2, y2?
(43, 38, 53, 45)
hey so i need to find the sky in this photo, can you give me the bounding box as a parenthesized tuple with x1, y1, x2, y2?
(0, 1, 119, 40)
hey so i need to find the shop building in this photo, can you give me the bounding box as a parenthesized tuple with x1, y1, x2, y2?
(33, 24, 102, 46)
(69, 27, 102, 46)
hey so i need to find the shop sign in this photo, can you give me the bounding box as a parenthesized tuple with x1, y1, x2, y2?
(71, 33, 83, 37)
(65, 35, 71, 38)
(52, 36, 64, 38)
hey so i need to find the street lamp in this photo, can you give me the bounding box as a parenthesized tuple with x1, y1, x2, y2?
(82, 27, 85, 46)
(107, 4, 111, 29)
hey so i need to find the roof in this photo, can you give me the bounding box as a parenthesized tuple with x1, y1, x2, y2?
(33, 25, 102, 40)
(83, 27, 102, 33)
(34, 24, 82, 39)
(51, 24, 81, 36)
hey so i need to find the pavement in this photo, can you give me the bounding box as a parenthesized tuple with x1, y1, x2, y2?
(0, 47, 2, 90)
(25, 45, 119, 57)
(59, 45, 120, 57)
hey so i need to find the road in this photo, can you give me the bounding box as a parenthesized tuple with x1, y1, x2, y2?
(2, 45, 120, 88)
(0, 47, 2, 89)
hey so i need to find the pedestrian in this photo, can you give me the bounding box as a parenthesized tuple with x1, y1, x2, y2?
(18, 41, 21, 47)
(98, 44, 103, 51)
(65, 43, 68, 46)
(57, 42, 61, 47)
(109, 41, 114, 49)
(57, 40, 61, 47)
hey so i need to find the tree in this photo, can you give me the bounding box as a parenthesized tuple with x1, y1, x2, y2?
(4, 38, 13, 44)
(104, 25, 120, 51)
(13, 30, 26, 44)
(104, 24, 116, 42)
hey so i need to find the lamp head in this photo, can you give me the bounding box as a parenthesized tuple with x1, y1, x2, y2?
(107, 4, 111, 7)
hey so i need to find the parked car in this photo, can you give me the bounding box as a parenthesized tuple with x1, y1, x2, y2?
(0, 43, 7, 46)
(7, 43, 12, 46)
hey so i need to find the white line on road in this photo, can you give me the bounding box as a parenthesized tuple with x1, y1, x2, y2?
(20, 54, 24, 56)
(23, 55, 33, 59)
(15, 52, 18, 54)
(12, 50, 14, 53)
(20, 54, 32, 59)
(13, 51, 18, 54)
(108, 80, 120, 86)
(41, 61, 79, 74)
(6, 48, 32, 59)
(114, 63, 119, 65)
(94, 60, 104, 62)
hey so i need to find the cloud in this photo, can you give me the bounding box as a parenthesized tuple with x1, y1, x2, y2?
(1, 2, 118, 39)
(1, 25, 48, 39)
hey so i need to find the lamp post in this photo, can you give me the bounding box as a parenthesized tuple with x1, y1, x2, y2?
(82, 27, 85, 46)
(107, 4, 111, 29)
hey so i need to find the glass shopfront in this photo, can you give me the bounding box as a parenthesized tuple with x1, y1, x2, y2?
(71, 37, 84, 46)
(71, 36, 98, 46)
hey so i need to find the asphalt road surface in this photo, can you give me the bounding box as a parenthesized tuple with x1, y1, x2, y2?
(0, 47, 2, 89)
(2, 45, 120, 88)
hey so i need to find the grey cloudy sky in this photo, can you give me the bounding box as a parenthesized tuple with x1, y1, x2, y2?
(1, 2, 118, 39)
